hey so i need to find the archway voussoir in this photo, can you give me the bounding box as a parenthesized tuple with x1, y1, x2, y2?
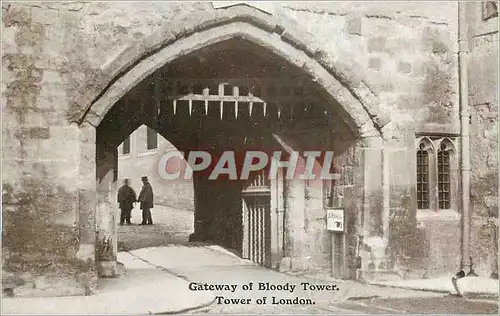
(321, 57, 363, 91)
(353, 83, 391, 130)
(280, 31, 316, 57)
(141, 28, 176, 56)
(222, 5, 276, 31)
(83, 111, 101, 128)
(353, 86, 379, 114)
(102, 45, 148, 88)
(82, 4, 386, 138)
(373, 113, 391, 130)
(272, 15, 320, 58)
(359, 120, 381, 139)
(190, 5, 277, 37)
(194, 11, 228, 31)
(174, 17, 206, 40)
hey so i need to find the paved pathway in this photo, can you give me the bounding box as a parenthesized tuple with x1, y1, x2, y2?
(113, 206, 498, 314)
(4, 244, 495, 315)
(117, 205, 194, 251)
(2, 251, 214, 315)
(124, 245, 445, 314)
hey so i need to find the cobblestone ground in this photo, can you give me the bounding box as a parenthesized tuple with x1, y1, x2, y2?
(117, 205, 194, 251)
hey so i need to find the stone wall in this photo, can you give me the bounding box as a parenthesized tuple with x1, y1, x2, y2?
(2, 0, 210, 297)
(466, 1, 499, 277)
(280, 2, 460, 131)
(277, 2, 463, 280)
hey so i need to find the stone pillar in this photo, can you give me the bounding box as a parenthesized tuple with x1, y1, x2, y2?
(284, 165, 307, 272)
(385, 136, 420, 279)
(269, 168, 286, 269)
(76, 122, 98, 292)
(304, 161, 328, 273)
(190, 175, 208, 242)
(360, 136, 384, 237)
(356, 135, 391, 281)
(95, 141, 119, 278)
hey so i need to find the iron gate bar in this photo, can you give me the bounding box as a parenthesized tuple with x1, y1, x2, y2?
(161, 80, 330, 127)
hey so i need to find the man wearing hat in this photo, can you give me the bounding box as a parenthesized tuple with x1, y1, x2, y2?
(137, 176, 154, 225)
(117, 179, 137, 225)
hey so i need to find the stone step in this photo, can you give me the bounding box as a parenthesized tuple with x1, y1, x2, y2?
(453, 276, 499, 298)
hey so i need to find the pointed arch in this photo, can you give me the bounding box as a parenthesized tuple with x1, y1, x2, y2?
(437, 137, 455, 153)
(77, 4, 389, 138)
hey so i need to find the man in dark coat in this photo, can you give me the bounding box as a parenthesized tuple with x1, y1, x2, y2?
(117, 179, 137, 225)
(138, 176, 154, 225)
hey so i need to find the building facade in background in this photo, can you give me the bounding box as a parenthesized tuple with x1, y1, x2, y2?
(117, 125, 194, 211)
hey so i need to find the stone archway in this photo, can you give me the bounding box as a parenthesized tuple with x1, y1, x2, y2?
(77, 5, 389, 135)
(76, 4, 389, 279)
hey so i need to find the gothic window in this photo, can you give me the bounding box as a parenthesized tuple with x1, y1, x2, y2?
(417, 142, 430, 209)
(483, 1, 498, 21)
(146, 127, 157, 150)
(416, 136, 457, 212)
(122, 137, 130, 155)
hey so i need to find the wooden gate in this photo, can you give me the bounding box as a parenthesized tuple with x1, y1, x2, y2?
(241, 169, 272, 266)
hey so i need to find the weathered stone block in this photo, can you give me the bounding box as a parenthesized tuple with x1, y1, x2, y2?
(28, 128, 49, 141)
(76, 243, 95, 262)
(97, 260, 119, 278)
(367, 37, 386, 52)
(346, 17, 362, 35)
(11, 276, 86, 297)
(117, 261, 127, 276)
(279, 257, 292, 273)
(78, 190, 97, 242)
(29, 6, 60, 25)
(290, 257, 309, 272)
(2, 5, 31, 27)
(368, 57, 381, 70)
(398, 61, 412, 74)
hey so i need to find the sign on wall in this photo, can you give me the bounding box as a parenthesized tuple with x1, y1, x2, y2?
(326, 208, 344, 232)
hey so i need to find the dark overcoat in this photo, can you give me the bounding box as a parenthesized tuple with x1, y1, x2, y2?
(138, 182, 154, 209)
(117, 185, 137, 211)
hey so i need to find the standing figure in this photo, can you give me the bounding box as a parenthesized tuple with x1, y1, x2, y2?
(138, 176, 154, 225)
(117, 179, 137, 225)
